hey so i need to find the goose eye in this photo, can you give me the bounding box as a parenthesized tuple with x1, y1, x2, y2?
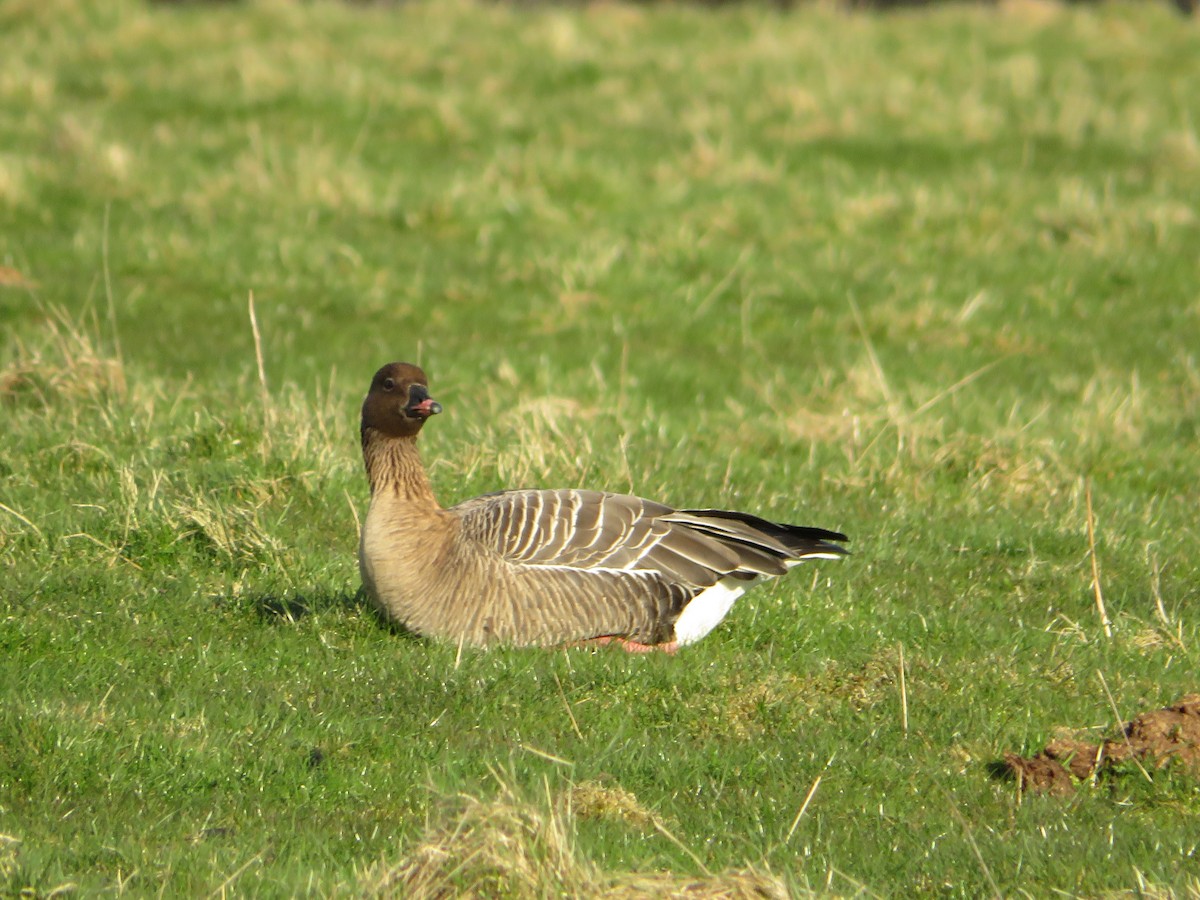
(383, 377, 396, 391)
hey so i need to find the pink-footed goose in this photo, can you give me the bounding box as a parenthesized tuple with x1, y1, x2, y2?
(359, 362, 848, 652)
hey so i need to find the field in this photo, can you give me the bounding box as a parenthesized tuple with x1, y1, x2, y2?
(3, 0, 1200, 895)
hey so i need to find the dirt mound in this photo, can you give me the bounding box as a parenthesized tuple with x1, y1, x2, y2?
(1003, 694, 1200, 796)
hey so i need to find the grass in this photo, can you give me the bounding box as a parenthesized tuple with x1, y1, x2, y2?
(2, 0, 1200, 895)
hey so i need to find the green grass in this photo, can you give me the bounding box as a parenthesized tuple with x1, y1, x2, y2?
(3, 0, 1200, 895)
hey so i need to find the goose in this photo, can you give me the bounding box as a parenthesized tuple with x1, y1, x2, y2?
(359, 362, 848, 652)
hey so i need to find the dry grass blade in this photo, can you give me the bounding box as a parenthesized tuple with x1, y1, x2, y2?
(0, 833, 22, 886)
(248, 290, 269, 404)
(909, 356, 1011, 419)
(693, 247, 751, 318)
(1095, 670, 1154, 784)
(1147, 548, 1186, 651)
(518, 744, 575, 767)
(1085, 480, 1113, 640)
(650, 817, 714, 879)
(206, 851, 264, 899)
(846, 293, 897, 419)
(937, 785, 1002, 900)
(1149, 550, 1170, 628)
(553, 672, 584, 740)
(247, 290, 274, 461)
(785, 754, 835, 844)
(0, 501, 45, 546)
(60, 531, 143, 571)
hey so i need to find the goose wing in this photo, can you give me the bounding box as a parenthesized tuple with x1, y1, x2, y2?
(451, 489, 847, 584)
(451, 489, 738, 588)
(449, 489, 848, 646)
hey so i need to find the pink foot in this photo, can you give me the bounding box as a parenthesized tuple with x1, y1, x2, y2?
(565, 636, 679, 654)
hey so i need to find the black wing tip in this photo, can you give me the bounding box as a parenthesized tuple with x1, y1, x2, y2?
(795, 528, 850, 559)
(795, 526, 849, 545)
(681, 509, 850, 545)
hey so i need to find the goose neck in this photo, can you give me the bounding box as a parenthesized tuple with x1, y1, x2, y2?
(362, 430, 439, 506)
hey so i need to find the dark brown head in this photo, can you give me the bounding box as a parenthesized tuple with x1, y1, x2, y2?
(361, 362, 443, 440)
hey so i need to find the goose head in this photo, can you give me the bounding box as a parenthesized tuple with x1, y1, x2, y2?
(361, 362, 442, 439)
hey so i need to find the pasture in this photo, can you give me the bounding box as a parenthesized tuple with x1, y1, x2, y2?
(2, 0, 1199, 894)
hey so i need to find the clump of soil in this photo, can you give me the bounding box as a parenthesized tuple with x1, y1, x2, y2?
(1003, 694, 1200, 796)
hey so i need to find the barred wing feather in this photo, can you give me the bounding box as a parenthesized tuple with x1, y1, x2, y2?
(452, 489, 846, 590)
